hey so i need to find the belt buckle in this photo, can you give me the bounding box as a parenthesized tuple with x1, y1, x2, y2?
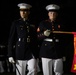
(18, 38, 25, 42)
(55, 39, 59, 42)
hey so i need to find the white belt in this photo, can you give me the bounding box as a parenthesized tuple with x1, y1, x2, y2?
(44, 39, 53, 42)
(44, 39, 59, 42)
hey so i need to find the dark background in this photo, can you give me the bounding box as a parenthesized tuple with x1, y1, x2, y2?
(0, 0, 76, 45)
(0, 0, 76, 74)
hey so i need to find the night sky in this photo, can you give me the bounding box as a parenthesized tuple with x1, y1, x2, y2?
(0, 0, 76, 45)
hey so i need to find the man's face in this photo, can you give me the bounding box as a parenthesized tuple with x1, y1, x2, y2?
(20, 9, 30, 19)
(48, 11, 58, 21)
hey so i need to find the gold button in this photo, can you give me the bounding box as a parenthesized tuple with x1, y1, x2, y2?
(45, 44, 47, 46)
(27, 26, 29, 28)
(52, 29, 54, 30)
(18, 45, 20, 46)
(53, 37, 55, 39)
(52, 26, 54, 28)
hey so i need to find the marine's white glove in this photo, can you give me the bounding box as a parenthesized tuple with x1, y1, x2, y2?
(8, 57, 15, 63)
(44, 29, 51, 36)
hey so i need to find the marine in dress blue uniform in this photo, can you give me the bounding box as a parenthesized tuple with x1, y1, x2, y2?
(37, 4, 64, 75)
(8, 3, 37, 75)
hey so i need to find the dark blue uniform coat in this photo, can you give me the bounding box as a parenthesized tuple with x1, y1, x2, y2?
(8, 18, 37, 60)
(37, 19, 65, 59)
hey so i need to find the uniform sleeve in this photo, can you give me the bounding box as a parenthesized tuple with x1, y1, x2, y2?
(37, 22, 46, 40)
(30, 25, 39, 59)
(8, 22, 16, 57)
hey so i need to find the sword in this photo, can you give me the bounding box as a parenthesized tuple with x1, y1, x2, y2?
(12, 63, 21, 75)
(45, 30, 73, 34)
(52, 31, 72, 34)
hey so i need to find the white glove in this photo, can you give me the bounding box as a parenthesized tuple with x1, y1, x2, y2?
(8, 57, 15, 63)
(44, 29, 51, 36)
